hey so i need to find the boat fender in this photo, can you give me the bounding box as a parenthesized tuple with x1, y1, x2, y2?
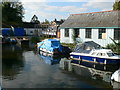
(104, 60, 107, 64)
(94, 58, 96, 62)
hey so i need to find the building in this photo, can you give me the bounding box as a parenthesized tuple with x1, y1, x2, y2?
(42, 19, 65, 38)
(59, 10, 120, 47)
(49, 19, 65, 38)
(23, 22, 42, 36)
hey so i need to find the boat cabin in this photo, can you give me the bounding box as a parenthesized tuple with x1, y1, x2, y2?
(90, 49, 116, 57)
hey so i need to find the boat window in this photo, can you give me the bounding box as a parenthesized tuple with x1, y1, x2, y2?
(107, 53, 115, 57)
(91, 52, 96, 55)
(97, 53, 106, 56)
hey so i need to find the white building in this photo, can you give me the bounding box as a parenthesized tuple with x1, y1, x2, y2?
(59, 10, 120, 47)
(23, 22, 42, 36)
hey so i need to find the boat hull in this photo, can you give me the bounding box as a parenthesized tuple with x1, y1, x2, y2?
(38, 48, 62, 56)
(70, 54, 120, 64)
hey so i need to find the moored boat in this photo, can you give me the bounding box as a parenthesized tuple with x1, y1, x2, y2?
(70, 41, 120, 64)
(111, 68, 120, 82)
(70, 49, 120, 64)
(37, 39, 71, 56)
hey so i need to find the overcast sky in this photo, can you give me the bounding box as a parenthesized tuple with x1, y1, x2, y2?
(20, 0, 115, 22)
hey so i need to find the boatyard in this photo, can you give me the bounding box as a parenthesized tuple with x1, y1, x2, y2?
(1, 0, 120, 89)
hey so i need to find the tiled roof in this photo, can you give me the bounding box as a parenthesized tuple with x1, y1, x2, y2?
(60, 10, 120, 28)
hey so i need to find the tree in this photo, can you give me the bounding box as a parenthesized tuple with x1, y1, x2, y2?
(113, 1, 120, 10)
(2, 1, 24, 28)
(44, 19, 49, 24)
(30, 15, 40, 23)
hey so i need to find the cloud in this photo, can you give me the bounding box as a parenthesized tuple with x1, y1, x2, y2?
(20, 0, 47, 2)
(21, 0, 115, 22)
(22, 2, 89, 21)
(20, 0, 114, 2)
(82, 0, 114, 11)
(44, 5, 88, 13)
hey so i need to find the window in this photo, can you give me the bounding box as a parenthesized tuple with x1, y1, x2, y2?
(107, 53, 115, 57)
(98, 28, 106, 39)
(91, 52, 96, 55)
(85, 28, 92, 38)
(114, 28, 120, 40)
(74, 28, 79, 37)
(97, 53, 105, 56)
(30, 31, 33, 33)
(65, 28, 69, 37)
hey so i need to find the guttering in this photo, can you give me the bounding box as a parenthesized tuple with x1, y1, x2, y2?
(59, 27, 120, 29)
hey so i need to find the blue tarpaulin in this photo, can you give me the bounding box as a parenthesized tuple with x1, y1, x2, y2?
(2, 28, 11, 36)
(37, 39, 62, 52)
(2, 28, 25, 36)
(14, 28, 25, 36)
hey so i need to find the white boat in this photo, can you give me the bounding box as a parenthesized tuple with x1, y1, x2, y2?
(70, 49, 120, 64)
(111, 69, 120, 83)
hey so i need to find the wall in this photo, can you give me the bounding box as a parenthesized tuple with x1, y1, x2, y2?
(24, 28, 42, 36)
(60, 28, 116, 47)
(60, 29, 73, 43)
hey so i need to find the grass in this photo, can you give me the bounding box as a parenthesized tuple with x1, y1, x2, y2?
(61, 43, 76, 50)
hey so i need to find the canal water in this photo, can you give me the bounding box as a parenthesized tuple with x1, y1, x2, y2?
(2, 44, 120, 88)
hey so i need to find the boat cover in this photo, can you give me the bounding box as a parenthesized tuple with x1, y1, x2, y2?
(37, 39, 62, 52)
(74, 41, 101, 53)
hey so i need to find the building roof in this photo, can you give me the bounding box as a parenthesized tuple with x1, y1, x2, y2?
(60, 10, 120, 28)
(23, 22, 41, 28)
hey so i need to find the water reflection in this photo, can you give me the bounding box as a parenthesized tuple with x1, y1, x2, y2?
(2, 45, 24, 80)
(38, 51, 61, 65)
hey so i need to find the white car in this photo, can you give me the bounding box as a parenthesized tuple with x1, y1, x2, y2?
(111, 69, 120, 83)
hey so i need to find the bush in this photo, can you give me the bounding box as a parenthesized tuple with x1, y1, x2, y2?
(30, 37, 40, 44)
(105, 43, 120, 54)
(105, 43, 116, 51)
(61, 43, 75, 50)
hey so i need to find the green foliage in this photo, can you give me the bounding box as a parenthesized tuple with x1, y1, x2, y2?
(105, 37, 120, 54)
(61, 43, 75, 50)
(42, 19, 49, 24)
(113, 1, 120, 10)
(30, 37, 40, 44)
(106, 43, 116, 51)
(2, 2, 24, 27)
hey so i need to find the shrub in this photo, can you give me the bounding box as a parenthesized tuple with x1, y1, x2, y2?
(30, 37, 40, 44)
(105, 37, 120, 54)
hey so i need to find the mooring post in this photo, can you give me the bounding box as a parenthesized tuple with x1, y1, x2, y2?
(59, 58, 65, 69)
(68, 60, 72, 71)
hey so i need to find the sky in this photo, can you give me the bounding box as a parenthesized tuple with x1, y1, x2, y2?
(20, 0, 115, 22)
